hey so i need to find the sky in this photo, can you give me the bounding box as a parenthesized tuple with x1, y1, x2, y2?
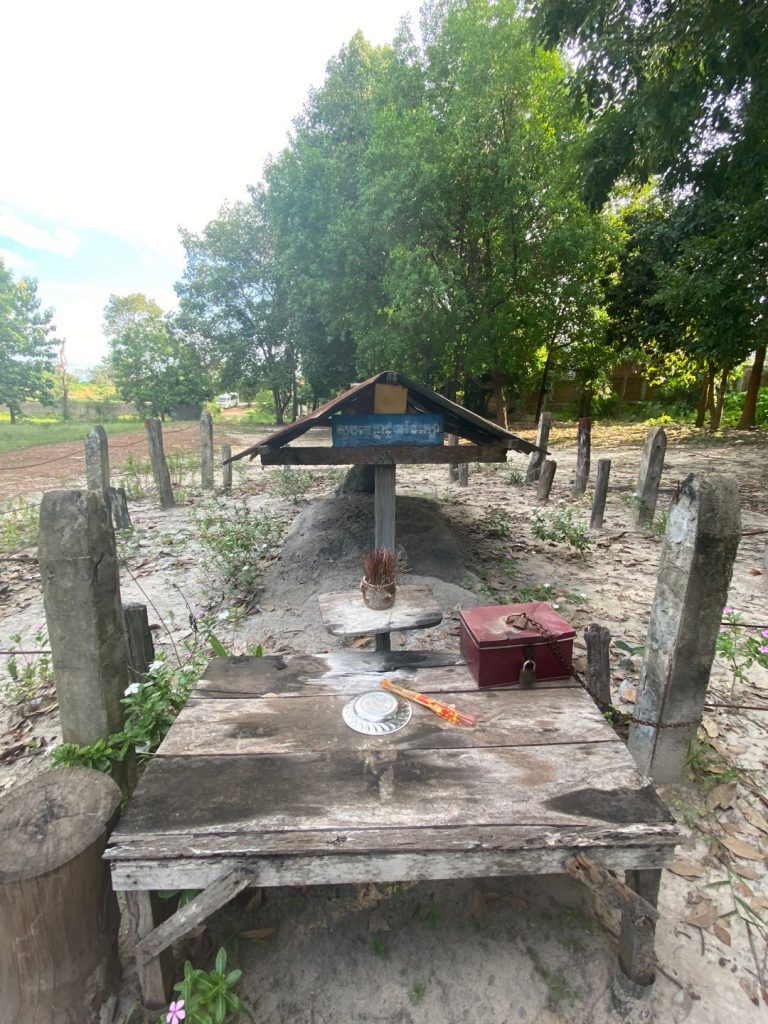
(0, 0, 423, 373)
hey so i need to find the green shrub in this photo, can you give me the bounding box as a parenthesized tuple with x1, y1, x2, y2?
(531, 503, 591, 553)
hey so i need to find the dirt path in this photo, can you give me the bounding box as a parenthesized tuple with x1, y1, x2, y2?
(2, 423, 768, 1023)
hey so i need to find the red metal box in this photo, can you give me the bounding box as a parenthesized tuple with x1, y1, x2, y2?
(459, 602, 575, 687)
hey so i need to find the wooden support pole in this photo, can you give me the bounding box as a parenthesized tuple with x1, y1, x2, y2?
(221, 444, 233, 492)
(526, 412, 551, 484)
(457, 462, 469, 487)
(635, 426, 667, 526)
(446, 434, 459, 481)
(590, 458, 612, 530)
(374, 464, 396, 550)
(123, 602, 155, 684)
(573, 417, 591, 495)
(628, 474, 741, 783)
(200, 410, 214, 490)
(585, 624, 612, 708)
(84, 424, 110, 498)
(536, 459, 557, 503)
(144, 418, 175, 509)
(612, 868, 662, 1017)
(124, 891, 175, 1011)
(107, 486, 132, 530)
(0, 768, 122, 1024)
(39, 489, 129, 745)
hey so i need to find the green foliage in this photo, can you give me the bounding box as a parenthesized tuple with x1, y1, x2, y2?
(192, 498, 285, 598)
(0, 258, 57, 422)
(370, 935, 389, 959)
(721, 388, 768, 429)
(266, 466, 314, 504)
(162, 948, 243, 1024)
(481, 506, 513, 539)
(117, 454, 153, 498)
(104, 293, 215, 417)
(2, 627, 52, 705)
(531, 503, 591, 553)
(409, 982, 426, 1006)
(716, 610, 768, 697)
(0, 497, 39, 553)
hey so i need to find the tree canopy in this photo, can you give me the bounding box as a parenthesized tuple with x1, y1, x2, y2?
(0, 258, 57, 422)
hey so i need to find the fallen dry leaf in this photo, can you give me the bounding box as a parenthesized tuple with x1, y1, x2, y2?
(740, 977, 759, 1006)
(684, 901, 719, 929)
(240, 927, 276, 940)
(751, 895, 768, 912)
(713, 921, 732, 946)
(709, 738, 729, 757)
(736, 864, 760, 881)
(738, 801, 768, 835)
(707, 782, 737, 812)
(722, 822, 748, 837)
(721, 835, 765, 861)
(702, 717, 720, 739)
(668, 860, 707, 879)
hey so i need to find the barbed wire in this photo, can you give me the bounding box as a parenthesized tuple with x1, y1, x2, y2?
(0, 424, 199, 472)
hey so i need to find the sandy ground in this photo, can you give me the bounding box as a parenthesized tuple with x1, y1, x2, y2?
(2, 421, 768, 1023)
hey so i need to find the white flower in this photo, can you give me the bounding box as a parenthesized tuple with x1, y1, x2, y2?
(551, 603, 560, 610)
(125, 682, 141, 695)
(148, 659, 165, 673)
(217, 610, 230, 621)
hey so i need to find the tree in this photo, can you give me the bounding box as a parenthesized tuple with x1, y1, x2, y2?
(0, 258, 57, 422)
(176, 191, 297, 424)
(103, 294, 214, 417)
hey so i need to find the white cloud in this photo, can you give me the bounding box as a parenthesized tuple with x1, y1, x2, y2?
(0, 248, 37, 273)
(0, 210, 80, 257)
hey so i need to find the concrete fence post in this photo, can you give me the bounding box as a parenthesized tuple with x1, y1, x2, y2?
(144, 418, 175, 509)
(84, 425, 110, 498)
(573, 417, 591, 495)
(526, 412, 551, 484)
(628, 474, 741, 783)
(200, 410, 214, 490)
(590, 459, 612, 530)
(636, 426, 667, 526)
(222, 444, 233, 493)
(39, 490, 129, 745)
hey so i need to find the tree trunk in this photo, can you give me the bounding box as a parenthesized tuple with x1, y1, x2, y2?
(272, 386, 284, 425)
(709, 365, 730, 432)
(577, 384, 594, 419)
(705, 361, 716, 423)
(737, 345, 766, 429)
(9, 405, 17, 424)
(534, 350, 552, 424)
(694, 370, 710, 428)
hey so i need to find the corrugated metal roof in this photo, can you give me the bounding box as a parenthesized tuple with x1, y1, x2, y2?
(231, 371, 539, 461)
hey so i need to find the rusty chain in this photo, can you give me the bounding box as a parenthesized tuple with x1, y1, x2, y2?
(505, 612, 702, 730)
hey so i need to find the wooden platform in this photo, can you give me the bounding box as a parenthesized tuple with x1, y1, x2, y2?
(106, 651, 681, 1010)
(317, 585, 443, 639)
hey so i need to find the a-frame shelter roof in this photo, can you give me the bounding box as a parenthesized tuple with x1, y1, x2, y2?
(231, 371, 538, 463)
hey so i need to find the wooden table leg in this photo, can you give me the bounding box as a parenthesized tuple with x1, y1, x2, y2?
(375, 632, 391, 651)
(612, 868, 661, 1020)
(124, 891, 174, 1011)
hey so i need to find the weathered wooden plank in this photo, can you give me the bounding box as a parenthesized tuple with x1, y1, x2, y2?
(136, 869, 252, 965)
(374, 464, 396, 550)
(317, 586, 443, 638)
(195, 653, 577, 698)
(106, 820, 682, 862)
(111, 744, 673, 843)
(124, 891, 173, 1009)
(109, 842, 677, 891)
(160, 688, 619, 757)
(257, 445, 510, 466)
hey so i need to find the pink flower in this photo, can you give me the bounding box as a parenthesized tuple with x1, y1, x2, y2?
(719, 627, 728, 633)
(762, 629, 768, 638)
(723, 607, 733, 615)
(167, 1000, 185, 1024)
(759, 646, 768, 655)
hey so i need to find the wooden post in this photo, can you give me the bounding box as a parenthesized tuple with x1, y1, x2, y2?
(572, 417, 591, 495)
(108, 486, 132, 530)
(447, 433, 459, 481)
(145, 418, 175, 509)
(590, 458, 612, 530)
(222, 444, 233, 492)
(584, 624, 611, 708)
(635, 426, 667, 526)
(536, 459, 557, 502)
(612, 869, 662, 1016)
(457, 462, 469, 487)
(628, 474, 741, 783)
(0, 768, 122, 1024)
(84, 424, 110, 497)
(124, 891, 175, 1010)
(200, 410, 214, 490)
(374, 464, 396, 550)
(526, 412, 551, 484)
(123, 602, 155, 684)
(39, 489, 129, 745)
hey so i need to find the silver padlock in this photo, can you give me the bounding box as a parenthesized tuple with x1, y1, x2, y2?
(518, 658, 537, 686)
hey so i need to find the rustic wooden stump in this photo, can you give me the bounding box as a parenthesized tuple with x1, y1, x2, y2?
(221, 444, 233, 492)
(536, 459, 557, 502)
(0, 768, 122, 1024)
(526, 412, 551, 484)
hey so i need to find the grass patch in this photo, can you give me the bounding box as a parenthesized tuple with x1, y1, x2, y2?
(0, 418, 142, 455)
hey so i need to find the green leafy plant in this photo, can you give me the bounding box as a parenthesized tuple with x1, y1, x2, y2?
(716, 609, 768, 696)
(2, 627, 52, 706)
(482, 505, 513, 539)
(267, 466, 314, 503)
(409, 981, 427, 1006)
(192, 498, 285, 598)
(160, 947, 243, 1024)
(118, 454, 152, 498)
(0, 498, 39, 553)
(531, 503, 591, 553)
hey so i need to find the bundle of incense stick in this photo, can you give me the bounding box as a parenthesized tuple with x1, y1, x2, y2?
(381, 678, 476, 727)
